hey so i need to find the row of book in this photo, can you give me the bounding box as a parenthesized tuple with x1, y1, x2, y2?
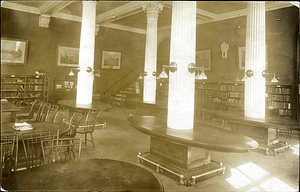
(228, 92, 244, 98)
(1, 85, 24, 91)
(269, 101, 291, 109)
(267, 87, 291, 94)
(269, 94, 291, 102)
(1, 92, 43, 99)
(278, 109, 291, 116)
(2, 77, 45, 84)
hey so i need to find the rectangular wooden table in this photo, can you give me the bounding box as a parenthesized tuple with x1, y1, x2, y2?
(1, 100, 21, 123)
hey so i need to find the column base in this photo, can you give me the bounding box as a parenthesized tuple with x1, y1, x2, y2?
(138, 152, 225, 186)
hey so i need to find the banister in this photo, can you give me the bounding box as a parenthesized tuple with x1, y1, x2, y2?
(104, 66, 142, 94)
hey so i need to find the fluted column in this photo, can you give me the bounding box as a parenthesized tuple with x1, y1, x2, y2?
(76, 1, 97, 105)
(142, 3, 163, 102)
(167, 2, 196, 130)
(244, 1, 266, 118)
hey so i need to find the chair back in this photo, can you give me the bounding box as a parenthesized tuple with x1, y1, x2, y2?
(38, 103, 51, 122)
(85, 110, 102, 132)
(45, 105, 59, 122)
(53, 109, 69, 123)
(65, 112, 83, 138)
(1, 133, 18, 177)
(27, 99, 39, 118)
(20, 130, 59, 169)
(35, 102, 45, 122)
(41, 138, 82, 164)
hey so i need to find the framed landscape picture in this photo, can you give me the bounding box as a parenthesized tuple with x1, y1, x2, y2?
(1, 38, 28, 65)
(196, 50, 211, 70)
(57, 46, 79, 67)
(102, 51, 121, 69)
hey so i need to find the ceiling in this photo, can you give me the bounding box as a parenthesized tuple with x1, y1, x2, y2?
(1, 1, 298, 34)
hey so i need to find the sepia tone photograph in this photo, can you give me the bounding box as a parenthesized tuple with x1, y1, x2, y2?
(1, 1, 299, 192)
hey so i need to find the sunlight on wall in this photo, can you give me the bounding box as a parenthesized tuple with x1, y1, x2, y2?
(237, 162, 269, 181)
(259, 177, 297, 191)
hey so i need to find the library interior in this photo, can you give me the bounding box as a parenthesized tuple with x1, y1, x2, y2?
(1, 1, 299, 192)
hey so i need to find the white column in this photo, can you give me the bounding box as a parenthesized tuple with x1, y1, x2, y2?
(244, 2, 266, 118)
(167, 2, 196, 130)
(76, 1, 97, 105)
(142, 3, 163, 102)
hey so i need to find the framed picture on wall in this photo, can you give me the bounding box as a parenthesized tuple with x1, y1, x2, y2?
(238, 46, 268, 70)
(1, 38, 28, 65)
(238, 47, 246, 70)
(57, 46, 79, 67)
(102, 51, 121, 69)
(196, 50, 211, 70)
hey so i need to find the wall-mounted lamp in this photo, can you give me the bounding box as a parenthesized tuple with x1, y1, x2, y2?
(262, 70, 279, 83)
(195, 68, 207, 80)
(158, 62, 178, 79)
(241, 73, 248, 81)
(138, 71, 147, 80)
(69, 67, 100, 78)
(152, 72, 161, 79)
(245, 70, 254, 78)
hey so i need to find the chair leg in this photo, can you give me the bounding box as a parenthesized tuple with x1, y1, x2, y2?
(84, 133, 87, 146)
(90, 132, 95, 149)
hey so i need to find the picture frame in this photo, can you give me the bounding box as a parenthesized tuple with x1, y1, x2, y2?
(1, 38, 28, 65)
(102, 51, 121, 69)
(238, 47, 246, 70)
(57, 46, 79, 67)
(196, 50, 211, 70)
(238, 46, 267, 70)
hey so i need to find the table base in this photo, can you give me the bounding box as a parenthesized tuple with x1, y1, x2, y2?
(138, 152, 224, 186)
(256, 141, 290, 156)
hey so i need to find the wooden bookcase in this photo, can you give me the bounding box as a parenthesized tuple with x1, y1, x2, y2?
(1, 74, 48, 107)
(52, 78, 77, 105)
(156, 80, 296, 118)
(266, 85, 293, 118)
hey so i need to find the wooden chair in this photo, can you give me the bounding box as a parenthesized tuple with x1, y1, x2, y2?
(61, 112, 83, 138)
(38, 103, 51, 122)
(34, 102, 45, 122)
(1, 133, 18, 178)
(53, 109, 70, 123)
(20, 130, 59, 169)
(76, 110, 102, 148)
(16, 99, 39, 122)
(45, 105, 59, 122)
(41, 138, 82, 164)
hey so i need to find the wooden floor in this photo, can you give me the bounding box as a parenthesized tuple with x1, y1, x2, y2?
(76, 107, 299, 192)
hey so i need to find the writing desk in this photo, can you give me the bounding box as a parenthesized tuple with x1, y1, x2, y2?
(2, 159, 164, 192)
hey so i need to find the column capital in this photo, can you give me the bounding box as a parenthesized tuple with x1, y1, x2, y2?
(82, 1, 97, 6)
(142, 2, 163, 20)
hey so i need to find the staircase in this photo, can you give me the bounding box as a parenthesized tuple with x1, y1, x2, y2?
(104, 66, 142, 107)
(108, 81, 142, 107)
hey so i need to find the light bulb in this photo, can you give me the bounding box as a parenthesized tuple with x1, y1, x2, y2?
(241, 73, 247, 81)
(138, 74, 143, 80)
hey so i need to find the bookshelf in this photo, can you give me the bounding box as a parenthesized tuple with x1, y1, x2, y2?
(52, 78, 77, 104)
(1, 74, 48, 107)
(266, 85, 293, 117)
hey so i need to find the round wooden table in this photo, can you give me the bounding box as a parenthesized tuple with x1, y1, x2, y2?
(2, 159, 164, 192)
(58, 99, 113, 111)
(1, 122, 69, 136)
